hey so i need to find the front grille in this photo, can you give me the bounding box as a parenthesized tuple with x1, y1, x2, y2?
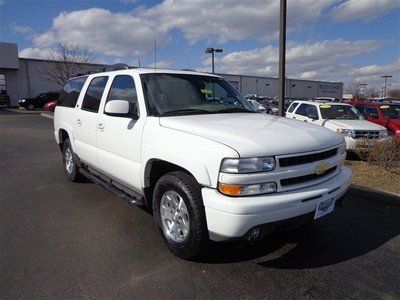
(279, 148, 337, 167)
(281, 166, 337, 187)
(354, 130, 380, 139)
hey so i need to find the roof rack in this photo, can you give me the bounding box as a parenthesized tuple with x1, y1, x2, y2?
(102, 63, 131, 72)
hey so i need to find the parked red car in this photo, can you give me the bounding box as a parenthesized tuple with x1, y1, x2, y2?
(349, 100, 400, 140)
(44, 100, 57, 112)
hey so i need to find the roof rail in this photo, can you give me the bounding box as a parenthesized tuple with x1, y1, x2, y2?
(102, 63, 130, 72)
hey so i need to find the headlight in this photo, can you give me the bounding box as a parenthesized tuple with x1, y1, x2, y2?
(380, 130, 388, 138)
(220, 157, 276, 173)
(20, 99, 26, 103)
(336, 128, 353, 138)
(218, 182, 277, 196)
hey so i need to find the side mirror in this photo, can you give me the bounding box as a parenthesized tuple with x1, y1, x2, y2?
(105, 100, 138, 118)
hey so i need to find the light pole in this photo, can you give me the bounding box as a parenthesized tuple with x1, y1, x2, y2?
(205, 48, 223, 74)
(381, 75, 392, 98)
(278, 0, 287, 116)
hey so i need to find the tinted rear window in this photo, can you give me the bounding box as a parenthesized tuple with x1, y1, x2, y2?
(81, 76, 108, 113)
(58, 76, 88, 108)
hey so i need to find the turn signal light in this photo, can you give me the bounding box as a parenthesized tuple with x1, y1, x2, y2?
(218, 183, 242, 196)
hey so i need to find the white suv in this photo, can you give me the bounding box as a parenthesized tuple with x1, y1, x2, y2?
(286, 100, 388, 151)
(54, 66, 351, 259)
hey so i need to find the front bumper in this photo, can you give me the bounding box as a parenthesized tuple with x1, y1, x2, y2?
(202, 166, 352, 241)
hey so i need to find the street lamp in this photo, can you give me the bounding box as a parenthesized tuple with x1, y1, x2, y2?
(205, 48, 223, 74)
(381, 75, 392, 98)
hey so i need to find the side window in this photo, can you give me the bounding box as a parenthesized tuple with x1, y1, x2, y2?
(295, 104, 308, 116)
(307, 105, 318, 118)
(288, 102, 299, 113)
(365, 107, 379, 118)
(81, 76, 108, 113)
(58, 76, 88, 108)
(106, 75, 137, 106)
(356, 106, 367, 118)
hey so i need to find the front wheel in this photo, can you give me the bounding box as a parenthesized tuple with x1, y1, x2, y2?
(153, 171, 209, 260)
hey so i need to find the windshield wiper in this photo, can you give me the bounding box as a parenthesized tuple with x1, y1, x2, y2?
(161, 109, 212, 116)
(215, 107, 255, 113)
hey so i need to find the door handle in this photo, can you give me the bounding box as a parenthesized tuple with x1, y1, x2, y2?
(77, 119, 82, 126)
(98, 123, 105, 131)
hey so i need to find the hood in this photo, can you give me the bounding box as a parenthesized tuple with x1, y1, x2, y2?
(159, 113, 343, 157)
(324, 119, 386, 131)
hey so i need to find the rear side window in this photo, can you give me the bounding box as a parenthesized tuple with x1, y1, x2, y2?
(287, 102, 299, 113)
(295, 104, 308, 116)
(58, 76, 87, 108)
(81, 76, 108, 113)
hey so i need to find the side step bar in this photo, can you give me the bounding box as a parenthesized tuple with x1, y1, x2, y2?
(79, 168, 145, 206)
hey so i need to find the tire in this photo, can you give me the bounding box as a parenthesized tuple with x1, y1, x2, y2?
(153, 171, 209, 260)
(62, 139, 84, 182)
(26, 103, 35, 110)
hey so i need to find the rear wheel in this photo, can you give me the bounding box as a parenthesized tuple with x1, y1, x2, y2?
(62, 139, 84, 182)
(153, 171, 209, 260)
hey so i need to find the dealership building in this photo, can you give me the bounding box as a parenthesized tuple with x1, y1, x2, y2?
(0, 42, 343, 107)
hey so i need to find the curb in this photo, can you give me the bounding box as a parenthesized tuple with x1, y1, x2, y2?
(3, 108, 44, 114)
(348, 184, 400, 206)
(40, 113, 54, 120)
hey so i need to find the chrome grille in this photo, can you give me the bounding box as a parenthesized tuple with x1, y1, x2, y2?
(353, 130, 380, 139)
(280, 166, 337, 187)
(279, 148, 338, 167)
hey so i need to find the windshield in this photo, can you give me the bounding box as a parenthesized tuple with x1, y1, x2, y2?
(379, 105, 400, 118)
(320, 104, 364, 120)
(140, 73, 254, 116)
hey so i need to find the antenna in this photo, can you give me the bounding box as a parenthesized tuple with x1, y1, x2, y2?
(154, 33, 157, 115)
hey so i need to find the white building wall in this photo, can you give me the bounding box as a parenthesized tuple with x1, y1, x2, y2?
(218, 73, 343, 99)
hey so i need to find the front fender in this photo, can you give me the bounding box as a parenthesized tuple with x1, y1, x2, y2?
(142, 147, 212, 187)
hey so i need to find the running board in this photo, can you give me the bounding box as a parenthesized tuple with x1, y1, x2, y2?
(79, 168, 145, 206)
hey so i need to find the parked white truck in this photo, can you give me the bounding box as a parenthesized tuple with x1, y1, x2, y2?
(54, 66, 352, 259)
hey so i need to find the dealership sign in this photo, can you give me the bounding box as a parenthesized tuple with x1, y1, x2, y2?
(319, 84, 341, 95)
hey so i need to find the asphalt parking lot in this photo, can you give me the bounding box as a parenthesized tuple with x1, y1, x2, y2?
(1, 110, 399, 299)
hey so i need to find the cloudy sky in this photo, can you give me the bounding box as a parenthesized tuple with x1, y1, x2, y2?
(1, 0, 399, 89)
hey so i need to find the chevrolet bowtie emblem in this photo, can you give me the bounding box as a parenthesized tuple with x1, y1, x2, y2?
(315, 162, 330, 175)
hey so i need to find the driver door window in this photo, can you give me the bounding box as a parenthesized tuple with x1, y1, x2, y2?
(106, 75, 138, 117)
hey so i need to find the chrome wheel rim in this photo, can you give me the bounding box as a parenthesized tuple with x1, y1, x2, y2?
(160, 190, 190, 243)
(64, 147, 74, 174)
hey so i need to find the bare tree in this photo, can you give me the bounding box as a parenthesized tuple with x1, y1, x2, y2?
(388, 89, 400, 98)
(39, 43, 94, 87)
(346, 81, 362, 97)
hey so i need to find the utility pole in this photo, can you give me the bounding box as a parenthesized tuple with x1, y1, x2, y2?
(381, 75, 392, 98)
(205, 48, 223, 74)
(137, 60, 141, 68)
(278, 0, 287, 116)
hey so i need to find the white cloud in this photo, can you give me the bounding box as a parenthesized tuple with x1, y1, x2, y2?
(10, 23, 33, 35)
(32, 8, 168, 57)
(29, 0, 339, 59)
(145, 0, 338, 43)
(202, 39, 398, 88)
(19, 47, 54, 59)
(331, 0, 400, 22)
